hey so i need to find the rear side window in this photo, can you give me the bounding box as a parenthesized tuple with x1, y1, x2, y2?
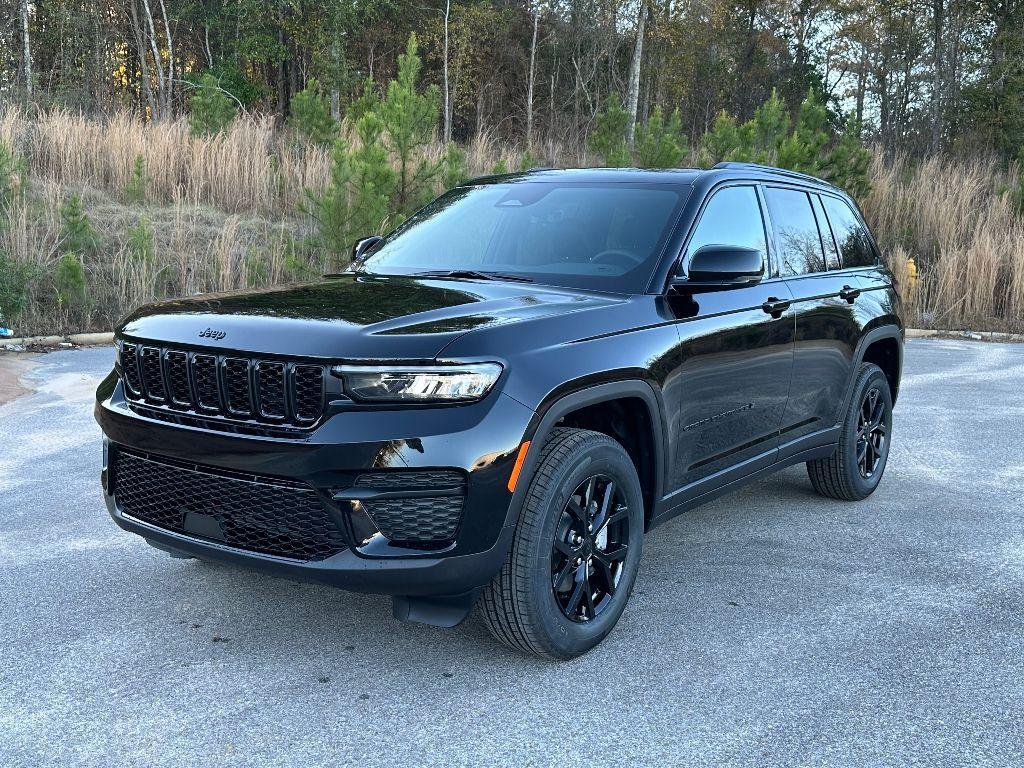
(821, 196, 877, 268)
(764, 187, 826, 276)
(811, 195, 841, 270)
(684, 185, 767, 267)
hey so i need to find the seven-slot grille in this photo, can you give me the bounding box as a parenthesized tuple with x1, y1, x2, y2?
(119, 341, 325, 427)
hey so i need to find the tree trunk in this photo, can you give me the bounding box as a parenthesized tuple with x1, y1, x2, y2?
(442, 0, 452, 144)
(526, 7, 539, 150)
(140, 0, 167, 118)
(128, 0, 157, 119)
(158, 0, 174, 113)
(625, 0, 646, 147)
(930, 0, 944, 152)
(20, 0, 32, 98)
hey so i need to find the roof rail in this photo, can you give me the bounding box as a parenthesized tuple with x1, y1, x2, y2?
(711, 161, 835, 187)
(459, 167, 555, 186)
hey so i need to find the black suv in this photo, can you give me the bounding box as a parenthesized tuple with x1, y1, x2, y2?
(96, 163, 902, 659)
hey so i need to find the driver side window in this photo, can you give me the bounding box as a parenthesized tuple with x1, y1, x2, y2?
(683, 186, 768, 274)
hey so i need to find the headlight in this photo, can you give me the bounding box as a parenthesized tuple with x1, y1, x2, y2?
(331, 362, 503, 403)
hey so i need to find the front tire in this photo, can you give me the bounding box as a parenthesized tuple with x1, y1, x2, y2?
(807, 362, 893, 501)
(480, 428, 644, 660)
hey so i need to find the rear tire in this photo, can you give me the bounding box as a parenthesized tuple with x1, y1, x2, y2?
(807, 362, 893, 501)
(480, 428, 644, 660)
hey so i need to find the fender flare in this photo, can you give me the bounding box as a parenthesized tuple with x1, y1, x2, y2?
(836, 324, 904, 422)
(502, 379, 668, 528)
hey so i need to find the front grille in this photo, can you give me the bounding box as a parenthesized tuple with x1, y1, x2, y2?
(112, 450, 347, 561)
(353, 470, 466, 545)
(119, 341, 326, 428)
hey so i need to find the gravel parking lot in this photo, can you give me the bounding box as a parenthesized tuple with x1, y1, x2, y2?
(1, 339, 1022, 767)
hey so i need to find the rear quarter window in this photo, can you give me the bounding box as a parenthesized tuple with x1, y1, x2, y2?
(821, 195, 877, 268)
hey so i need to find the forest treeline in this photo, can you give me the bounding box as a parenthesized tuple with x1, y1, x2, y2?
(0, 1, 1023, 337)
(3, 0, 1022, 159)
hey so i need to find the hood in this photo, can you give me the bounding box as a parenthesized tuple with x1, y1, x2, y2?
(118, 275, 626, 359)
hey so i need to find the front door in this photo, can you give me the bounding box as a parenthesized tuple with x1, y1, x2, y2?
(665, 184, 795, 495)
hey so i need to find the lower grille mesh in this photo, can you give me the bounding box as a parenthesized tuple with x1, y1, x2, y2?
(113, 451, 347, 561)
(353, 470, 466, 544)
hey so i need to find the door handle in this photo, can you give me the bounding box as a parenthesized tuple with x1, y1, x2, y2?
(839, 284, 861, 303)
(761, 297, 791, 318)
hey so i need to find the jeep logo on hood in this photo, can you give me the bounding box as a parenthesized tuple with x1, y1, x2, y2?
(198, 327, 227, 340)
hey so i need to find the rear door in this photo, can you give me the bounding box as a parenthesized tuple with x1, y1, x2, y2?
(664, 184, 795, 495)
(763, 185, 862, 450)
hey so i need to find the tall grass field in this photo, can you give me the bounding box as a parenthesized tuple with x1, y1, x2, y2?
(1, 107, 1022, 336)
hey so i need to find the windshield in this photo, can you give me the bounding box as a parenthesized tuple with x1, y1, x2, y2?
(356, 182, 689, 292)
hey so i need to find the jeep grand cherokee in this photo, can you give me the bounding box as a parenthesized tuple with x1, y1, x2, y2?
(96, 163, 903, 659)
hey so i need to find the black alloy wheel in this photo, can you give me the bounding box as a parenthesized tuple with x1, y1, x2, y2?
(807, 362, 893, 501)
(856, 385, 888, 479)
(550, 474, 630, 622)
(480, 427, 644, 659)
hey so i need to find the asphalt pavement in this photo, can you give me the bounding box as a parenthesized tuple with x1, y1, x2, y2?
(1, 339, 1022, 767)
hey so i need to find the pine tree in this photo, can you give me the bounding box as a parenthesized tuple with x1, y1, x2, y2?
(123, 154, 148, 203)
(303, 113, 396, 265)
(589, 93, 631, 167)
(53, 252, 87, 308)
(749, 89, 790, 161)
(59, 195, 99, 255)
(822, 119, 872, 197)
(634, 107, 688, 167)
(778, 90, 830, 174)
(289, 79, 338, 147)
(188, 74, 237, 136)
(700, 110, 752, 165)
(379, 34, 443, 215)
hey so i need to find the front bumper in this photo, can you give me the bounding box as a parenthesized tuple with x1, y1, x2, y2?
(96, 371, 536, 596)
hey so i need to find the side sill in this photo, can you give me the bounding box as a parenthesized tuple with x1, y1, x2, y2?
(649, 441, 838, 529)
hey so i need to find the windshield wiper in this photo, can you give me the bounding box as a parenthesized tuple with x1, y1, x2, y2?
(413, 269, 534, 283)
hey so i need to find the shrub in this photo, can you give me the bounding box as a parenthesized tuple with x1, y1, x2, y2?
(60, 195, 100, 255)
(443, 143, 468, 188)
(0, 251, 35, 319)
(53, 252, 87, 308)
(126, 218, 154, 263)
(0, 142, 26, 210)
(589, 93, 631, 167)
(188, 74, 238, 135)
(289, 79, 338, 147)
(123, 155, 148, 203)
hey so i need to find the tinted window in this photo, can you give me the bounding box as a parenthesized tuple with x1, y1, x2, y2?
(684, 186, 766, 268)
(821, 196, 876, 268)
(811, 195, 841, 270)
(358, 182, 687, 293)
(764, 187, 826, 276)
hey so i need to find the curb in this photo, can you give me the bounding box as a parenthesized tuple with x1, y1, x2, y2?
(0, 332, 115, 350)
(905, 328, 1024, 343)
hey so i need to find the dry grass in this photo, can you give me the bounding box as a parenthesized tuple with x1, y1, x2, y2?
(863, 151, 1024, 331)
(2, 107, 1022, 336)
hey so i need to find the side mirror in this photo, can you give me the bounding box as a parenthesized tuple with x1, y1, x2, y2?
(352, 235, 383, 262)
(672, 244, 764, 292)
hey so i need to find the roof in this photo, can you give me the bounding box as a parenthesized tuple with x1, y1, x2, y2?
(460, 162, 839, 192)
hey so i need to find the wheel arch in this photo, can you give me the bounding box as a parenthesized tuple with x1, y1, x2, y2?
(504, 380, 668, 530)
(837, 325, 904, 422)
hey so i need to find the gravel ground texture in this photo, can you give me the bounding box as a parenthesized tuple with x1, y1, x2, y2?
(0, 339, 1021, 767)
